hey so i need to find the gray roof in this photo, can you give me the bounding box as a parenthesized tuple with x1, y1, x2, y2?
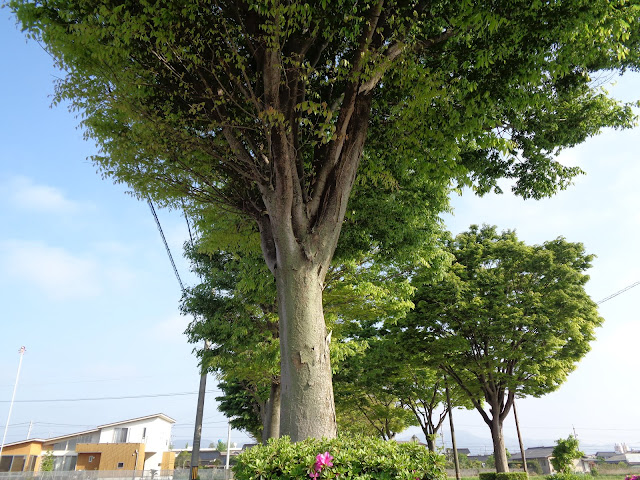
(605, 453, 640, 465)
(468, 455, 491, 462)
(510, 447, 555, 460)
(446, 448, 471, 455)
(595, 452, 617, 458)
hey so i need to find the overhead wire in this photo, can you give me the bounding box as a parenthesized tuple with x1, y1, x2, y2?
(147, 198, 185, 292)
(0, 390, 220, 403)
(597, 281, 640, 304)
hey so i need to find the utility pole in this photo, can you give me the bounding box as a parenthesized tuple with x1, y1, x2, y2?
(26, 421, 33, 440)
(146, 198, 209, 480)
(0, 347, 26, 459)
(225, 421, 231, 478)
(513, 400, 527, 474)
(446, 383, 461, 480)
(190, 340, 210, 480)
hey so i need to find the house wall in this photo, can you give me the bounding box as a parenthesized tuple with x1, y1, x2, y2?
(142, 451, 164, 470)
(97, 417, 172, 455)
(0, 443, 43, 457)
(76, 443, 145, 471)
(76, 453, 101, 471)
(161, 452, 175, 471)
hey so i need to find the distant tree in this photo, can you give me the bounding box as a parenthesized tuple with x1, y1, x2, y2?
(400, 226, 603, 472)
(333, 338, 418, 440)
(40, 450, 54, 472)
(215, 378, 269, 444)
(551, 435, 584, 474)
(527, 460, 543, 475)
(486, 450, 511, 469)
(174, 451, 190, 469)
(216, 440, 228, 452)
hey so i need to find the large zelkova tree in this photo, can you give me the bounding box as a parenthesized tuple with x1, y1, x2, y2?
(12, 0, 639, 440)
(182, 208, 437, 442)
(399, 225, 603, 472)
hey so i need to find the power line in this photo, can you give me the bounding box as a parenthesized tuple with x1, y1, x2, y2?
(147, 198, 185, 292)
(0, 390, 219, 404)
(597, 281, 640, 304)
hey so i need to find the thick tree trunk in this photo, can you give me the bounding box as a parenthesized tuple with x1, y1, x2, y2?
(262, 381, 281, 443)
(490, 416, 509, 472)
(276, 263, 336, 440)
(426, 436, 436, 452)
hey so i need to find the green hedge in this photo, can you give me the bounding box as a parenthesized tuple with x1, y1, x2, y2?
(546, 474, 583, 480)
(480, 472, 529, 480)
(233, 435, 446, 480)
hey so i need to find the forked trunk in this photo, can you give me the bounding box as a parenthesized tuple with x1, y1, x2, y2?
(262, 381, 281, 443)
(490, 416, 509, 472)
(277, 263, 336, 440)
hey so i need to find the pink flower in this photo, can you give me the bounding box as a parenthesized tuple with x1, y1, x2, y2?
(309, 452, 334, 479)
(315, 452, 334, 469)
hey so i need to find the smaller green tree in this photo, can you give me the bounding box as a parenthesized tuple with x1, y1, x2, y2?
(174, 451, 190, 469)
(216, 440, 228, 452)
(486, 449, 511, 469)
(551, 435, 584, 474)
(40, 451, 54, 472)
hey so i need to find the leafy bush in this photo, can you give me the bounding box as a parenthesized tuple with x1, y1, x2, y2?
(40, 451, 54, 472)
(551, 437, 584, 474)
(527, 460, 543, 475)
(234, 435, 446, 480)
(546, 473, 582, 480)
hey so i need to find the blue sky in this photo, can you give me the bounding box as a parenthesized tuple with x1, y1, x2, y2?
(1, 8, 638, 454)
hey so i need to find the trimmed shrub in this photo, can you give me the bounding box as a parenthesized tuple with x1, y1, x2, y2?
(233, 435, 446, 480)
(481, 472, 528, 480)
(480, 473, 497, 480)
(496, 473, 528, 480)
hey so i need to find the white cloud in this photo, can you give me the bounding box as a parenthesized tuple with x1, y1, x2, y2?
(2, 176, 85, 213)
(1, 240, 101, 300)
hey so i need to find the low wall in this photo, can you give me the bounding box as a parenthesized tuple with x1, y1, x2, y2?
(0, 470, 233, 480)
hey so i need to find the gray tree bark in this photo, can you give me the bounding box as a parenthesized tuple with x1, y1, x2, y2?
(276, 263, 337, 440)
(490, 416, 509, 473)
(262, 381, 281, 443)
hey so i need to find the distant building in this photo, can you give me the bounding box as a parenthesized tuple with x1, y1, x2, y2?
(595, 451, 617, 460)
(171, 447, 243, 468)
(602, 453, 640, 465)
(446, 448, 471, 456)
(0, 413, 175, 473)
(510, 446, 590, 475)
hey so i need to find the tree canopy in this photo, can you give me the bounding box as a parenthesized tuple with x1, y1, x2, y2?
(551, 435, 585, 474)
(11, 0, 638, 440)
(399, 225, 603, 471)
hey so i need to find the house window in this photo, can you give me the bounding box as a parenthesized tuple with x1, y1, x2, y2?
(113, 428, 128, 443)
(117, 462, 124, 469)
(12, 456, 25, 472)
(142, 428, 147, 440)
